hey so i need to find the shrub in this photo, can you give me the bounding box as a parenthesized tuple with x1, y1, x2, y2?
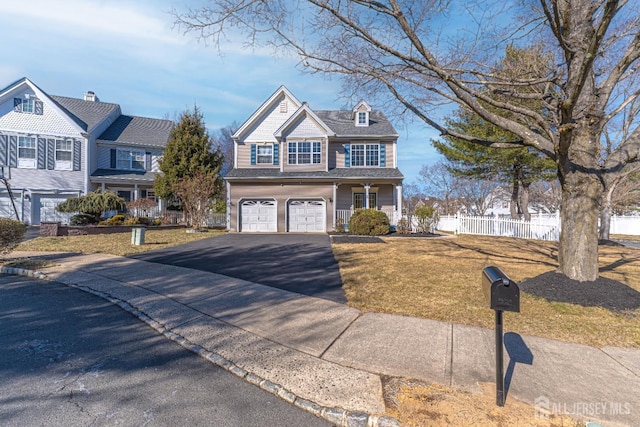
(348, 209, 390, 236)
(335, 217, 347, 233)
(151, 218, 162, 226)
(0, 218, 27, 255)
(105, 214, 126, 225)
(70, 213, 99, 226)
(124, 217, 149, 226)
(414, 205, 439, 233)
(396, 217, 412, 234)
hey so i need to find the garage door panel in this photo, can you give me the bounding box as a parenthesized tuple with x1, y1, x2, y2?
(241, 200, 276, 232)
(288, 200, 325, 232)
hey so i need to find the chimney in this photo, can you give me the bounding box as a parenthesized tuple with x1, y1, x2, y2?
(84, 91, 99, 102)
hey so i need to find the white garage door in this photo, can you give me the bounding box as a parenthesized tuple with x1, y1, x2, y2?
(0, 196, 18, 220)
(33, 196, 73, 225)
(240, 200, 277, 232)
(288, 200, 325, 232)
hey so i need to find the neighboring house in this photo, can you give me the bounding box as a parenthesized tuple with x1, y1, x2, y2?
(225, 86, 404, 232)
(0, 77, 172, 224)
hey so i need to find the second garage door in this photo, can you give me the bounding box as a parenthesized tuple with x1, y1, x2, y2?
(240, 199, 277, 232)
(288, 200, 326, 232)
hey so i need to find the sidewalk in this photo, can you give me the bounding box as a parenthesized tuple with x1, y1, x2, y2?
(5, 251, 640, 427)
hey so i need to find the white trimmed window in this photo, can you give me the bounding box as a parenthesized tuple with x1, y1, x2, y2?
(117, 149, 145, 170)
(351, 143, 379, 167)
(18, 136, 36, 168)
(55, 139, 73, 170)
(257, 145, 273, 164)
(288, 141, 321, 164)
(22, 98, 35, 113)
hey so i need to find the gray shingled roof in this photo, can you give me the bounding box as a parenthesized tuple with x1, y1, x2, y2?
(90, 169, 156, 182)
(225, 168, 403, 180)
(315, 110, 398, 138)
(98, 115, 173, 147)
(50, 95, 120, 132)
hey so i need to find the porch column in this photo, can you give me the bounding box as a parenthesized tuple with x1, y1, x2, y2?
(101, 182, 106, 192)
(332, 182, 339, 229)
(134, 183, 139, 200)
(364, 183, 371, 209)
(396, 184, 403, 224)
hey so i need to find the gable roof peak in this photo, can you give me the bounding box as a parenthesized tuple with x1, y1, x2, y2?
(353, 99, 372, 112)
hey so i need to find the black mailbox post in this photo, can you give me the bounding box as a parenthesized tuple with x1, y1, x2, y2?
(481, 266, 520, 407)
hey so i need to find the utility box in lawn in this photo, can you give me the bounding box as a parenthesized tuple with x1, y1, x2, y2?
(131, 227, 146, 245)
(482, 266, 520, 313)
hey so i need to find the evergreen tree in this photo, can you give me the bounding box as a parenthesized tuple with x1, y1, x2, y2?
(154, 106, 224, 204)
(432, 46, 556, 220)
(432, 108, 556, 219)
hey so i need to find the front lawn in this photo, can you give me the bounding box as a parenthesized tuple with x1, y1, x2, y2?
(16, 228, 221, 257)
(332, 234, 640, 348)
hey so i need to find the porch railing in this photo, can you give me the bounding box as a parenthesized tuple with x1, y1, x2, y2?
(336, 209, 399, 229)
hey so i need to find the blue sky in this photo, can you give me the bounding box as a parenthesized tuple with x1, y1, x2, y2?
(0, 0, 442, 183)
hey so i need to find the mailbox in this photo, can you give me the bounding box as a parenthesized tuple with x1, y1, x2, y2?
(482, 266, 520, 313)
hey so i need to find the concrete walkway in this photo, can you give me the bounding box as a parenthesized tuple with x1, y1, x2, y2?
(4, 251, 639, 427)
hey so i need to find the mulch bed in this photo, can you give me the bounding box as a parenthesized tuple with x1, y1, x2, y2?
(329, 231, 443, 244)
(520, 271, 640, 312)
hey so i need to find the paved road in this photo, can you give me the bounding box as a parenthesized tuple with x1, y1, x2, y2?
(130, 233, 346, 303)
(0, 275, 331, 427)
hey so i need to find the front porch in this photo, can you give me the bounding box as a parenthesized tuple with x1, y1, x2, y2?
(335, 208, 400, 230)
(332, 181, 402, 230)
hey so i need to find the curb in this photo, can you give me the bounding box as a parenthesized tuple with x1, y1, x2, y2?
(0, 266, 48, 279)
(5, 268, 400, 427)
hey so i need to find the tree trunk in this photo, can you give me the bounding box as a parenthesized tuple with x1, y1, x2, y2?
(557, 130, 603, 282)
(510, 174, 519, 219)
(599, 203, 611, 241)
(519, 182, 531, 222)
(599, 178, 620, 241)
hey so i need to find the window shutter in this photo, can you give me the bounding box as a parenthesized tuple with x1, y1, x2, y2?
(47, 139, 55, 170)
(0, 135, 7, 166)
(73, 140, 81, 171)
(110, 149, 116, 168)
(273, 143, 279, 165)
(35, 100, 44, 115)
(379, 143, 386, 167)
(9, 136, 17, 167)
(344, 144, 350, 167)
(250, 144, 256, 165)
(13, 98, 22, 113)
(145, 152, 152, 171)
(37, 137, 46, 169)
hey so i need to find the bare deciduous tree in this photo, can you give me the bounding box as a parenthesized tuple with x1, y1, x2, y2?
(419, 163, 459, 215)
(173, 1, 640, 281)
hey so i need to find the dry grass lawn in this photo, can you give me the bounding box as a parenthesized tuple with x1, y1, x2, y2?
(15, 228, 221, 257)
(332, 234, 640, 348)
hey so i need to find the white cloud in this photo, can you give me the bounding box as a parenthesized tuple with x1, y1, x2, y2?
(0, 0, 181, 44)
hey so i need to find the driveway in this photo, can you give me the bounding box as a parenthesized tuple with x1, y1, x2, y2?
(129, 233, 347, 303)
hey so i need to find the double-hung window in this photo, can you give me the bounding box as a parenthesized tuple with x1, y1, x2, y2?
(350, 143, 379, 167)
(18, 136, 36, 168)
(288, 141, 321, 165)
(256, 145, 273, 164)
(22, 98, 35, 114)
(117, 149, 145, 170)
(55, 139, 73, 170)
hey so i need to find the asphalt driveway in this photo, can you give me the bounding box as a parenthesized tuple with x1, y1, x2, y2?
(129, 233, 346, 303)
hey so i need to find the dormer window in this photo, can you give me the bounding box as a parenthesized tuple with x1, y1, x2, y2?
(14, 95, 43, 115)
(353, 100, 371, 127)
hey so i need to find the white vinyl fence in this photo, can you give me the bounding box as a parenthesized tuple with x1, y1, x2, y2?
(437, 212, 640, 241)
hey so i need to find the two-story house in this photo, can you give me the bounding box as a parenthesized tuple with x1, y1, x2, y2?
(0, 77, 172, 224)
(226, 86, 404, 232)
